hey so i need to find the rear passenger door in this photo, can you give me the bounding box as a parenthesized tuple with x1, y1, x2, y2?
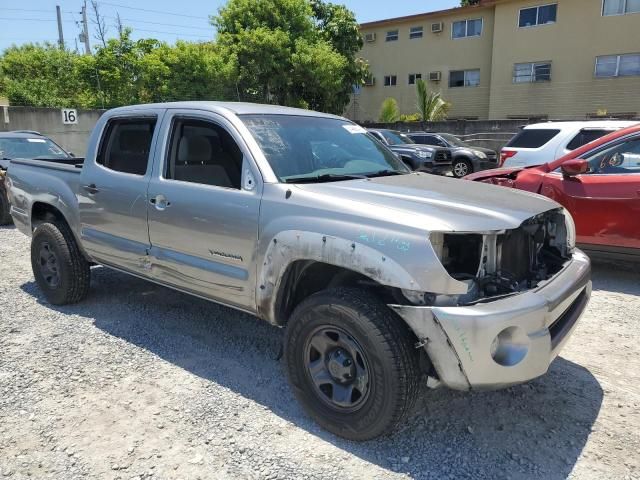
(78, 112, 162, 273)
(146, 110, 262, 311)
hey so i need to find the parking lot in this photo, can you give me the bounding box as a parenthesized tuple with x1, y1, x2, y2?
(0, 224, 638, 480)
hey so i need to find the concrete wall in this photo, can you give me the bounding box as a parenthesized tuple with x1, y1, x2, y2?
(0, 107, 104, 155)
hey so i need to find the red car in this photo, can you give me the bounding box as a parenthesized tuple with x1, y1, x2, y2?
(466, 125, 640, 260)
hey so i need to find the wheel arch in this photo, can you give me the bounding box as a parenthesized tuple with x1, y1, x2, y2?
(31, 202, 90, 261)
(256, 230, 420, 325)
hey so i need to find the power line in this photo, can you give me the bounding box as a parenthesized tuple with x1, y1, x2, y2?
(105, 16, 213, 31)
(1, 8, 54, 13)
(0, 17, 75, 23)
(132, 27, 212, 38)
(97, 1, 206, 19)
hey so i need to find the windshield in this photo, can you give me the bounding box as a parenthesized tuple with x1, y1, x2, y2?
(378, 130, 415, 146)
(240, 115, 409, 182)
(0, 137, 69, 159)
(440, 133, 468, 147)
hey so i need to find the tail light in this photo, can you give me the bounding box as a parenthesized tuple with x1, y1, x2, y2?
(500, 149, 517, 166)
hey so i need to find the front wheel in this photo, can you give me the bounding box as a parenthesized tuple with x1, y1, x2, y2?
(452, 158, 473, 178)
(284, 288, 421, 441)
(31, 221, 90, 305)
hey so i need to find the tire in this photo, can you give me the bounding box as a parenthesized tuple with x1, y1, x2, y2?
(31, 221, 90, 305)
(0, 189, 11, 225)
(452, 158, 473, 178)
(284, 287, 421, 441)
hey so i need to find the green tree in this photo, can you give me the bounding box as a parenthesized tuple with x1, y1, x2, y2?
(0, 43, 95, 107)
(379, 97, 400, 123)
(415, 78, 450, 121)
(460, 0, 480, 6)
(212, 0, 367, 113)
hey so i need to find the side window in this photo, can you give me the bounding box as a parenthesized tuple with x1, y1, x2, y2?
(585, 138, 640, 174)
(427, 136, 446, 147)
(566, 129, 614, 151)
(506, 129, 561, 148)
(98, 118, 156, 175)
(166, 118, 243, 189)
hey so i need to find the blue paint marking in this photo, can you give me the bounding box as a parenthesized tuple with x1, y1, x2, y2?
(358, 232, 411, 253)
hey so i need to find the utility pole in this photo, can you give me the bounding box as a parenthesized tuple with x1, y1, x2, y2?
(81, 0, 91, 54)
(56, 5, 65, 49)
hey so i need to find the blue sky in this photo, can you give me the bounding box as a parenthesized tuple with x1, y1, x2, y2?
(0, 0, 460, 52)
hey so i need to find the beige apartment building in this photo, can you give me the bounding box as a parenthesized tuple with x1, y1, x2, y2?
(351, 0, 640, 122)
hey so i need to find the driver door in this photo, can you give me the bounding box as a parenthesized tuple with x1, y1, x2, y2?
(541, 135, 640, 252)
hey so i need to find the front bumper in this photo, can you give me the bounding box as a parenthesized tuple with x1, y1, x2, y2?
(390, 250, 591, 391)
(420, 163, 453, 175)
(473, 159, 499, 172)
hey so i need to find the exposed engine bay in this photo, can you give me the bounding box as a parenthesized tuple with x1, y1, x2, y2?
(410, 209, 573, 306)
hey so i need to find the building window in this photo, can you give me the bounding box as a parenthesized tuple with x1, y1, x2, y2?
(595, 53, 640, 77)
(409, 26, 424, 39)
(384, 75, 398, 86)
(519, 4, 557, 27)
(449, 69, 480, 87)
(386, 30, 399, 42)
(513, 62, 552, 82)
(408, 73, 422, 85)
(452, 18, 483, 38)
(602, 0, 640, 15)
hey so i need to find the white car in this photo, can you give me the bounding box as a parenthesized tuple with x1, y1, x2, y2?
(500, 121, 639, 167)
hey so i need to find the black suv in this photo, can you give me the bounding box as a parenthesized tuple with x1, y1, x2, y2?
(406, 132, 498, 178)
(367, 129, 452, 175)
(0, 131, 74, 224)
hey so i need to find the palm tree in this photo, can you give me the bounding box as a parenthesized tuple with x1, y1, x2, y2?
(379, 97, 400, 123)
(416, 79, 450, 122)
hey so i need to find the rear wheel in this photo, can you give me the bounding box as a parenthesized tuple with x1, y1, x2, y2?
(453, 158, 473, 178)
(284, 287, 421, 440)
(0, 189, 11, 225)
(31, 221, 90, 305)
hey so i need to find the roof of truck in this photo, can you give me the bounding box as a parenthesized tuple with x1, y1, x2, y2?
(107, 101, 346, 119)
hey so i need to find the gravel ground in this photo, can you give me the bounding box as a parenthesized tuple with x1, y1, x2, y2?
(1, 224, 639, 480)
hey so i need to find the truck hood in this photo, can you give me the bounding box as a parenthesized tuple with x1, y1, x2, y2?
(295, 172, 560, 232)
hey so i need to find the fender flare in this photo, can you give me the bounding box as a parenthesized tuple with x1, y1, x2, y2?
(256, 230, 422, 324)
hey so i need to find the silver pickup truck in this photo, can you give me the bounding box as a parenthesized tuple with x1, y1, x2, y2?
(6, 102, 591, 440)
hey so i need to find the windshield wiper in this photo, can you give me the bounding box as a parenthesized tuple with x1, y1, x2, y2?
(284, 173, 368, 184)
(365, 169, 408, 178)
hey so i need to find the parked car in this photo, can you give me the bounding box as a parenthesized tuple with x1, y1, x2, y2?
(0, 131, 75, 225)
(467, 124, 640, 260)
(7, 102, 591, 440)
(500, 120, 638, 168)
(406, 132, 498, 178)
(367, 128, 453, 175)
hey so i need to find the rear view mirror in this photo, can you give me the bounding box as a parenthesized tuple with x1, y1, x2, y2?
(561, 158, 588, 177)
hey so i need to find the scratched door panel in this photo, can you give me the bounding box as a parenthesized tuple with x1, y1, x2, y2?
(146, 111, 261, 311)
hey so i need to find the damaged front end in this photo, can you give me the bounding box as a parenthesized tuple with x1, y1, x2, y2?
(421, 208, 575, 307)
(392, 207, 591, 392)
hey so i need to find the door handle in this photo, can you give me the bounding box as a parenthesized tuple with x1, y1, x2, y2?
(83, 184, 99, 194)
(149, 194, 171, 211)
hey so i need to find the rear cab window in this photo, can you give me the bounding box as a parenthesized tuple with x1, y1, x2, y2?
(97, 118, 157, 175)
(506, 129, 561, 148)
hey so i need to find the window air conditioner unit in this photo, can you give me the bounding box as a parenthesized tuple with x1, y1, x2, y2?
(364, 32, 376, 42)
(429, 71, 442, 82)
(431, 22, 444, 33)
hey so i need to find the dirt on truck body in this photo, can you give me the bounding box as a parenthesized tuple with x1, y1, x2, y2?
(6, 101, 591, 440)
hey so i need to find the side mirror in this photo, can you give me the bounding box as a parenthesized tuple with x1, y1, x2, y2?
(561, 158, 588, 177)
(68, 152, 75, 158)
